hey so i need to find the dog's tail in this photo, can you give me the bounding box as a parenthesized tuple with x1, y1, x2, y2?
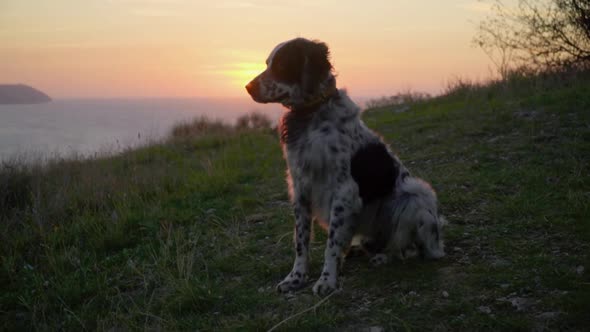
(390, 177, 446, 259)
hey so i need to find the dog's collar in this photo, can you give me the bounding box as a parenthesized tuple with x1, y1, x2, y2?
(304, 85, 339, 108)
(290, 85, 339, 114)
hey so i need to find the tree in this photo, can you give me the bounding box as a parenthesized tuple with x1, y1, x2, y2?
(474, 0, 590, 75)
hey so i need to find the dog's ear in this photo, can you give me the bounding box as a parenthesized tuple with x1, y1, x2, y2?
(302, 41, 332, 94)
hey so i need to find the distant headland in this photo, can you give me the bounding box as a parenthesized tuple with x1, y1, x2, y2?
(0, 84, 52, 104)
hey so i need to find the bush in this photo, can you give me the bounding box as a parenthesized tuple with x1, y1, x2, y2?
(365, 91, 431, 109)
(475, 0, 590, 75)
(169, 113, 273, 140)
(169, 117, 232, 139)
(235, 112, 273, 130)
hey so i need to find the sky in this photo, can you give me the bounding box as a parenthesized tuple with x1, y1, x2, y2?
(0, 0, 497, 99)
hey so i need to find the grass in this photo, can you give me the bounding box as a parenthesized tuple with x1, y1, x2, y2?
(1, 69, 589, 331)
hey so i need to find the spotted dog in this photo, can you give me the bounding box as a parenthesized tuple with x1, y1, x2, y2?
(246, 38, 445, 295)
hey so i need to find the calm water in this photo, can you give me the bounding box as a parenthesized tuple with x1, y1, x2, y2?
(0, 97, 284, 161)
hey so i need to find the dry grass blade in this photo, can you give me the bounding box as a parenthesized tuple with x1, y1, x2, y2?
(267, 290, 340, 332)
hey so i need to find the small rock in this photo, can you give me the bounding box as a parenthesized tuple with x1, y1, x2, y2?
(487, 136, 502, 143)
(491, 258, 510, 268)
(478, 306, 492, 314)
(545, 176, 559, 184)
(514, 110, 538, 118)
(500, 283, 510, 289)
(408, 291, 417, 296)
(394, 105, 410, 113)
(362, 327, 384, 332)
(510, 297, 534, 311)
(498, 296, 536, 312)
(442, 291, 449, 298)
(536, 311, 559, 320)
(576, 265, 584, 275)
(245, 213, 273, 223)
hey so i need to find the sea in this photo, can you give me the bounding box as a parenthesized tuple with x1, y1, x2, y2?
(0, 96, 369, 162)
(0, 97, 283, 162)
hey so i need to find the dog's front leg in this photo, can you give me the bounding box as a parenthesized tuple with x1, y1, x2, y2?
(313, 187, 362, 295)
(277, 194, 312, 293)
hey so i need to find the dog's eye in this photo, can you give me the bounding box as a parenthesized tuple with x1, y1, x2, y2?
(272, 60, 298, 83)
(273, 64, 289, 80)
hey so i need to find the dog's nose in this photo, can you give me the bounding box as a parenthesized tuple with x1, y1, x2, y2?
(245, 81, 258, 95)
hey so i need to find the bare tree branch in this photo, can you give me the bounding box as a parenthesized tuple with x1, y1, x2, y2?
(474, 0, 590, 72)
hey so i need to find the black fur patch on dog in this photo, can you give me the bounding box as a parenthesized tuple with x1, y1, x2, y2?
(279, 111, 313, 146)
(351, 142, 398, 203)
(270, 38, 331, 88)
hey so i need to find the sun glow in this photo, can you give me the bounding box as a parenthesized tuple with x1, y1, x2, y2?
(223, 62, 267, 88)
(0, 0, 496, 98)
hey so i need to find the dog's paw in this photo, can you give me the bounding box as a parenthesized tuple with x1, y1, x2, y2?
(369, 253, 389, 267)
(276, 271, 307, 293)
(312, 276, 338, 296)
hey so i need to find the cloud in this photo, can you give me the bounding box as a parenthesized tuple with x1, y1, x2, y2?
(202, 62, 264, 73)
(131, 8, 186, 17)
(106, 0, 187, 3)
(214, 0, 322, 10)
(214, 2, 257, 9)
(106, 0, 190, 16)
(457, 1, 493, 13)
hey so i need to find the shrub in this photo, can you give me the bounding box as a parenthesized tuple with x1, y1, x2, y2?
(169, 116, 233, 140)
(365, 91, 431, 109)
(475, 0, 590, 75)
(235, 112, 273, 130)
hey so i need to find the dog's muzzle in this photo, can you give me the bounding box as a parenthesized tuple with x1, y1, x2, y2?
(245, 74, 265, 103)
(246, 72, 290, 104)
(245, 80, 258, 96)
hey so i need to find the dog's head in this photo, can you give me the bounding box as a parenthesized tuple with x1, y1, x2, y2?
(416, 215, 446, 260)
(245, 38, 333, 107)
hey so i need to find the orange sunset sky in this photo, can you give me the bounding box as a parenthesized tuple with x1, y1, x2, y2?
(1, 0, 500, 99)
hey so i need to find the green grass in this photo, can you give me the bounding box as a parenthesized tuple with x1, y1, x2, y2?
(1, 70, 589, 331)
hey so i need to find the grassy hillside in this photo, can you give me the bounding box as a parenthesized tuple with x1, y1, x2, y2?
(1, 70, 589, 331)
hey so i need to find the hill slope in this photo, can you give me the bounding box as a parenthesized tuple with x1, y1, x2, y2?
(0, 84, 51, 104)
(1, 70, 588, 330)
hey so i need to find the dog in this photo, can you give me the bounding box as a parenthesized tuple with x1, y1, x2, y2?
(246, 38, 445, 295)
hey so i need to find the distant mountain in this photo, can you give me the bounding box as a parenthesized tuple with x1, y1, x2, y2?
(0, 84, 52, 104)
